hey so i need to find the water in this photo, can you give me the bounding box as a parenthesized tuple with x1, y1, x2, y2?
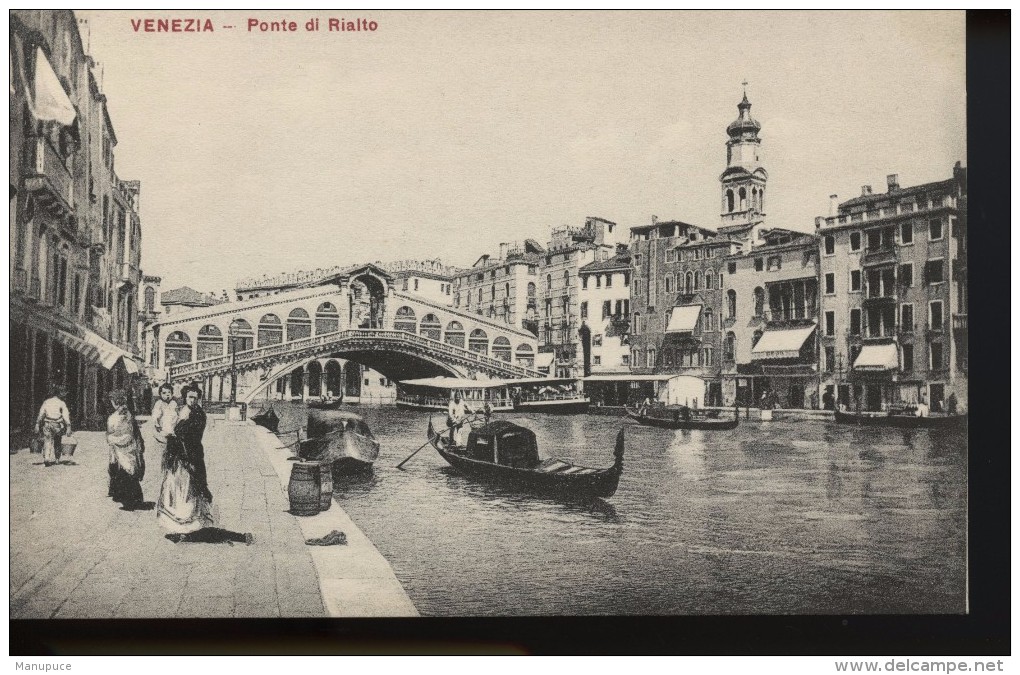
(265, 403, 967, 616)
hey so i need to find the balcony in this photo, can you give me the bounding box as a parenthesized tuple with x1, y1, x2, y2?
(952, 314, 967, 331)
(762, 308, 817, 325)
(24, 136, 76, 219)
(12, 268, 27, 294)
(861, 247, 897, 267)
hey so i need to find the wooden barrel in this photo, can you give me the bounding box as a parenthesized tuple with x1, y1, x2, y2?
(288, 462, 322, 516)
(318, 462, 333, 512)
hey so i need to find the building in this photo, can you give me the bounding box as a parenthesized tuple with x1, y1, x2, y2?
(578, 248, 632, 374)
(814, 164, 967, 413)
(10, 11, 144, 434)
(717, 91, 769, 249)
(388, 259, 458, 306)
(721, 228, 820, 408)
(160, 286, 223, 317)
(451, 239, 545, 335)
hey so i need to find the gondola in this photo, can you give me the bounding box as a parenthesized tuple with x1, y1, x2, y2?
(298, 411, 380, 472)
(833, 409, 967, 430)
(426, 417, 624, 500)
(251, 407, 280, 433)
(624, 406, 739, 431)
(307, 397, 345, 411)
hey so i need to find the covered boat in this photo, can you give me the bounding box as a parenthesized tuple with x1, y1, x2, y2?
(625, 405, 739, 431)
(307, 396, 345, 411)
(426, 417, 624, 499)
(396, 377, 514, 412)
(298, 410, 380, 472)
(251, 407, 280, 433)
(509, 377, 590, 415)
(833, 409, 967, 430)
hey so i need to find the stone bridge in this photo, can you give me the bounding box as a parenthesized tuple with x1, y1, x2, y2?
(146, 265, 543, 402)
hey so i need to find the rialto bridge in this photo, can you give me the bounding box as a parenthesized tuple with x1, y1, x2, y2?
(144, 265, 544, 404)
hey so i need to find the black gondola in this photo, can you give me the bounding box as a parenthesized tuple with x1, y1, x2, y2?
(299, 411, 380, 472)
(426, 417, 624, 500)
(307, 398, 345, 411)
(624, 406, 739, 431)
(251, 407, 280, 433)
(833, 409, 967, 429)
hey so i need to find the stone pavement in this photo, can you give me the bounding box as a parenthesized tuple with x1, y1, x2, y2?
(10, 415, 326, 619)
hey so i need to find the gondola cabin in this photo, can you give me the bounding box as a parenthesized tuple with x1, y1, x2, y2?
(462, 421, 541, 469)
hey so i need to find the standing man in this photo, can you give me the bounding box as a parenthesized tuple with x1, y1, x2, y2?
(35, 385, 71, 467)
(157, 385, 214, 542)
(447, 392, 474, 447)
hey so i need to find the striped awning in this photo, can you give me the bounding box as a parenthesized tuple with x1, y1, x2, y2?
(53, 328, 140, 373)
(751, 323, 816, 360)
(666, 305, 702, 333)
(853, 343, 898, 371)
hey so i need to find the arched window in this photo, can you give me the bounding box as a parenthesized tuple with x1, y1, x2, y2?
(477, 287, 483, 303)
(315, 302, 340, 334)
(703, 347, 714, 366)
(287, 308, 312, 341)
(664, 275, 673, 293)
(633, 312, 641, 335)
(703, 308, 714, 332)
(724, 332, 736, 360)
(258, 313, 283, 346)
(492, 337, 512, 362)
(563, 270, 570, 287)
(419, 313, 441, 341)
(685, 271, 694, 293)
(468, 328, 488, 355)
(527, 282, 536, 299)
(647, 348, 656, 368)
(753, 287, 765, 317)
(705, 269, 714, 290)
(726, 189, 735, 213)
(144, 286, 156, 312)
(739, 187, 747, 211)
(230, 318, 254, 351)
(727, 289, 737, 319)
(505, 282, 510, 299)
(694, 271, 702, 291)
(444, 320, 465, 348)
(759, 187, 765, 211)
(394, 306, 417, 333)
(546, 274, 553, 291)
(752, 187, 758, 211)
(515, 343, 534, 368)
(490, 284, 495, 301)
(165, 331, 192, 365)
(719, 273, 725, 289)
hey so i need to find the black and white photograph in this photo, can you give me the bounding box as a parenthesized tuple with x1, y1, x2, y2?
(7, 8, 1007, 659)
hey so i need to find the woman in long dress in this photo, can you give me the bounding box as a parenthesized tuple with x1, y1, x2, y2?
(35, 385, 71, 467)
(157, 385, 214, 540)
(106, 389, 145, 509)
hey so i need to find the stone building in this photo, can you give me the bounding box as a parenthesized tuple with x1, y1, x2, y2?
(451, 239, 545, 335)
(387, 259, 459, 306)
(577, 249, 632, 374)
(814, 164, 967, 413)
(10, 10, 144, 433)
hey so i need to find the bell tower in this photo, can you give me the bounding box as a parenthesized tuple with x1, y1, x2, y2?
(720, 84, 768, 229)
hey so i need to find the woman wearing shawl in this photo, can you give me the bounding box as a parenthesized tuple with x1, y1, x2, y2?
(157, 385, 213, 540)
(106, 389, 145, 509)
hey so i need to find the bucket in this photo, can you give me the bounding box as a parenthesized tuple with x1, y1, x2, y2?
(61, 436, 78, 457)
(318, 462, 333, 512)
(288, 462, 322, 516)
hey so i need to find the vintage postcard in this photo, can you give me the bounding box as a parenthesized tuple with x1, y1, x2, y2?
(9, 8, 982, 654)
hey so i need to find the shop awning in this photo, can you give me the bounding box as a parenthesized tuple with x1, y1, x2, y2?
(853, 343, 899, 371)
(33, 47, 76, 125)
(665, 305, 702, 333)
(53, 328, 141, 373)
(751, 323, 816, 360)
(534, 352, 555, 369)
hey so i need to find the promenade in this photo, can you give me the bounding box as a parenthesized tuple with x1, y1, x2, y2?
(10, 414, 416, 619)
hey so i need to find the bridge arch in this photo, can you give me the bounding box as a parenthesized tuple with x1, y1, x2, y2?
(306, 360, 323, 397)
(324, 359, 343, 397)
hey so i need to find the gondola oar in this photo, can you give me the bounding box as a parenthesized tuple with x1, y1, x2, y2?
(396, 414, 481, 469)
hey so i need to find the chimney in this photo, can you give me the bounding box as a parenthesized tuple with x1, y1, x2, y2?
(861, 185, 872, 197)
(887, 174, 899, 192)
(651, 215, 658, 224)
(499, 242, 508, 260)
(828, 194, 839, 216)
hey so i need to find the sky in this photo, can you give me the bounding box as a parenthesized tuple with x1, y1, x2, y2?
(78, 10, 966, 294)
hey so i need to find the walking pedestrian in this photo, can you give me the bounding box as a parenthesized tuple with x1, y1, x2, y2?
(157, 385, 214, 541)
(34, 384, 71, 467)
(106, 389, 146, 510)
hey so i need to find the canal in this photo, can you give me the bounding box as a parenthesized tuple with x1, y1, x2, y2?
(266, 403, 967, 616)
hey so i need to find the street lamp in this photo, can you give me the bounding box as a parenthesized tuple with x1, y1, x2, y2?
(228, 319, 242, 405)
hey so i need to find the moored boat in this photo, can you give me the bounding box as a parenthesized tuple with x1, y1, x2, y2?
(833, 409, 967, 429)
(396, 377, 514, 412)
(307, 397, 345, 411)
(508, 377, 590, 414)
(251, 407, 280, 433)
(298, 410, 380, 472)
(426, 417, 624, 499)
(625, 406, 739, 431)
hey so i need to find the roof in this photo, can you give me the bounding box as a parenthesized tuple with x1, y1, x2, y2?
(838, 177, 958, 210)
(160, 286, 222, 306)
(630, 219, 716, 237)
(579, 252, 632, 274)
(399, 377, 507, 389)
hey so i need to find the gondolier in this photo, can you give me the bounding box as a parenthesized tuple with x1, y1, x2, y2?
(447, 392, 474, 447)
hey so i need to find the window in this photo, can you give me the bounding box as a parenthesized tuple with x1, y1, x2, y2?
(595, 275, 601, 288)
(767, 256, 781, 271)
(633, 312, 641, 335)
(849, 309, 861, 336)
(866, 229, 883, 251)
(850, 232, 862, 251)
(753, 287, 765, 317)
(726, 290, 737, 319)
(728, 262, 737, 274)
(605, 274, 612, 288)
(900, 304, 914, 333)
(825, 311, 835, 336)
(754, 258, 763, 271)
(634, 254, 642, 266)
(929, 219, 943, 241)
(824, 273, 835, 295)
(666, 249, 675, 263)
(824, 346, 835, 372)
(703, 308, 714, 332)
(593, 356, 601, 366)
(582, 276, 588, 290)
(902, 344, 914, 372)
(705, 271, 714, 290)
(930, 342, 944, 370)
(850, 270, 861, 292)
(580, 302, 588, 320)
(724, 332, 735, 360)
(646, 349, 656, 368)
(824, 236, 835, 255)
(414, 279, 419, 291)
(593, 334, 603, 347)
(623, 272, 630, 287)
(664, 275, 672, 293)
(621, 354, 630, 366)
(602, 301, 611, 319)
(925, 260, 944, 284)
(547, 274, 552, 291)
(693, 271, 701, 290)
(929, 301, 944, 330)
(900, 222, 913, 244)
(899, 263, 913, 287)
(478, 288, 483, 303)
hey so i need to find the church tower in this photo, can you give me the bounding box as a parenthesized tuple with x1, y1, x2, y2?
(719, 88, 768, 231)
